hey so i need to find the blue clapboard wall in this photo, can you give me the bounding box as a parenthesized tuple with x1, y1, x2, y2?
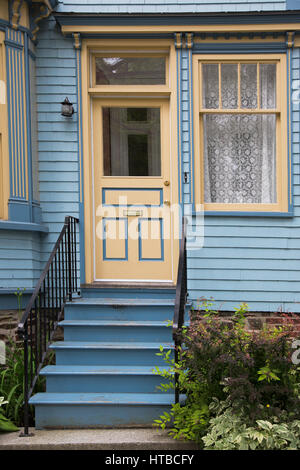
(36, 18, 80, 271)
(0, 230, 41, 289)
(0, 0, 297, 312)
(181, 45, 300, 313)
(34, 12, 300, 313)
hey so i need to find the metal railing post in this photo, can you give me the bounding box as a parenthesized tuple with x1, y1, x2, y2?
(172, 217, 187, 405)
(66, 217, 73, 302)
(19, 327, 33, 437)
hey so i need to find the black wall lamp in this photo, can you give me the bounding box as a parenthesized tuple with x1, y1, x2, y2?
(61, 97, 74, 117)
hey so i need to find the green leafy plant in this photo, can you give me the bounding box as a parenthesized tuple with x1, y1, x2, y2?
(0, 396, 18, 433)
(153, 339, 210, 446)
(257, 360, 280, 383)
(203, 398, 300, 450)
(153, 301, 300, 449)
(14, 288, 26, 320)
(0, 337, 49, 427)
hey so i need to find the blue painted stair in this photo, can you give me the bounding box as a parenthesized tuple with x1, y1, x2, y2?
(30, 287, 179, 429)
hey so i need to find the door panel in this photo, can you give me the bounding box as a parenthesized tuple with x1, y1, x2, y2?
(93, 99, 173, 281)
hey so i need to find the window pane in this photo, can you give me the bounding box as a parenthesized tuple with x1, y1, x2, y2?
(241, 64, 257, 109)
(260, 64, 276, 109)
(103, 107, 161, 176)
(203, 114, 276, 204)
(202, 64, 219, 109)
(221, 64, 238, 109)
(127, 108, 148, 121)
(95, 57, 166, 85)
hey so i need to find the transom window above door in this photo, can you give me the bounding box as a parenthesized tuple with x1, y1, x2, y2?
(194, 55, 288, 213)
(94, 56, 166, 85)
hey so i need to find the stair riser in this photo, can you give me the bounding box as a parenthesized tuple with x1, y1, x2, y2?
(34, 404, 172, 429)
(63, 326, 172, 343)
(45, 375, 170, 393)
(54, 348, 173, 366)
(64, 305, 174, 322)
(80, 288, 176, 300)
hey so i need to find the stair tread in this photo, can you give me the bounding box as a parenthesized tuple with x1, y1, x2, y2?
(59, 320, 171, 327)
(41, 365, 170, 375)
(50, 341, 174, 349)
(29, 392, 175, 405)
(67, 298, 175, 306)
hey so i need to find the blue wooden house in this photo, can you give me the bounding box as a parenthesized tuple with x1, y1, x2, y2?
(0, 0, 300, 430)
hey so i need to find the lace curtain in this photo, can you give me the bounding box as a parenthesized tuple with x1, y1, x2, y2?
(203, 63, 277, 204)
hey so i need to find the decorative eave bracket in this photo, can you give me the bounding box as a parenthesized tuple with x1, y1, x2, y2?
(30, 0, 54, 41)
(174, 32, 194, 49)
(286, 31, 295, 48)
(72, 32, 81, 50)
(10, 0, 24, 30)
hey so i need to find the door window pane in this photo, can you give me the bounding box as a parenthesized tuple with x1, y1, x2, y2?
(103, 107, 161, 176)
(96, 57, 166, 85)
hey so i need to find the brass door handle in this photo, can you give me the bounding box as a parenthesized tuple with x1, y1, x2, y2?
(164, 200, 170, 206)
(164, 180, 170, 186)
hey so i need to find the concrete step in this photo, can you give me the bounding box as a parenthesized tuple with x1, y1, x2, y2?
(50, 341, 174, 366)
(0, 428, 199, 450)
(59, 320, 172, 342)
(29, 393, 177, 429)
(41, 365, 171, 393)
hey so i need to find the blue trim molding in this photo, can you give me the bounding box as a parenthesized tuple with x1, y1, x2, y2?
(102, 188, 163, 207)
(175, 32, 195, 212)
(198, 212, 294, 218)
(54, 12, 300, 27)
(0, 220, 48, 232)
(73, 32, 86, 285)
(138, 218, 164, 261)
(192, 42, 287, 54)
(5, 28, 27, 204)
(3, 26, 44, 228)
(102, 218, 128, 261)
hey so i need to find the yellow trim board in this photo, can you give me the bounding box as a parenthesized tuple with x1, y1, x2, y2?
(0, 31, 9, 220)
(62, 24, 300, 34)
(81, 38, 179, 284)
(193, 53, 288, 213)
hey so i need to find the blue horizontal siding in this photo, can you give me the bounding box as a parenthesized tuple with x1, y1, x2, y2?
(56, 1, 286, 14)
(0, 231, 41, 291)
(36, 17, 80, 270)
(186, 46, 300, 313)
(31, 14, 300, 315)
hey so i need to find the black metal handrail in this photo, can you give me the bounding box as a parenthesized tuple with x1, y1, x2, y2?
(17, 216, 79, 436)
(172, 216, 187, 404)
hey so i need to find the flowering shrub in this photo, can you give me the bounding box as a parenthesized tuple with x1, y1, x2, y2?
(154, 303, 300, 449)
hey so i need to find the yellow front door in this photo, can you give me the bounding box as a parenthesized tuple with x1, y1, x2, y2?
(92, 98, 173, 282)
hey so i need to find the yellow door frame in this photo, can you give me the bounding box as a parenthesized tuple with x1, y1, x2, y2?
(80, 38, 179, 284)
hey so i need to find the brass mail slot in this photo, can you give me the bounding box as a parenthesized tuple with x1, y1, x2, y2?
(123, 210, 143, 217)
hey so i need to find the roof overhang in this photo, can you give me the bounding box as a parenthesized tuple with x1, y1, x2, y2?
(54, 11, 300, 35)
